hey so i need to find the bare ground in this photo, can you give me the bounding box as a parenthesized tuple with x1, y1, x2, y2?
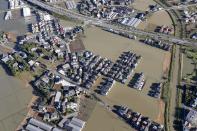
(154, 100, 165, 124)
(70, 36, 85, 53)
(162, 52, 172, 78)
(77, 96, 97, 121)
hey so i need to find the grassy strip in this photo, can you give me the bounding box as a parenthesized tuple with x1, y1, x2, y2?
(178, 46, 182, 86)
(173, 45, 183, 130)
(52, 12, 83, 24)
(162, 82, 170, 131)
(169, 10, 185, 38)
(161, 45, 176, 131)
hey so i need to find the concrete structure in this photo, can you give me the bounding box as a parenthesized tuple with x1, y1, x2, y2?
(28, 118, 53, 131)
(4, 11, 12, 20)
(52, 128, 63, 131)
(67, 117, 86, 131)
(54, 91, 61, 103)
(66, 1, 76, 10)
(121, 17, 141, 28)
(27, 118, 64, 131)
(9, 0, 25, 9)
(22, 7, 31, 17)
(26, 124, 45, 131)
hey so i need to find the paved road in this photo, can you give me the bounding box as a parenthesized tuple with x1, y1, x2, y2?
(25, 0, 197, 47)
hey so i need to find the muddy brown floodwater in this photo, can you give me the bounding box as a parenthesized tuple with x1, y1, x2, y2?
(82, 27, 167, 131)
(83, 103, 135, 131)
(0, 66, 32, 131)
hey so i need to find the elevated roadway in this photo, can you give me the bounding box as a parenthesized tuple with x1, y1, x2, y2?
(25, 0, 197, 46)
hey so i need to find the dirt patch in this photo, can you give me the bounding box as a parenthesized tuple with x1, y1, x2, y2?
(77, 95, 97, 121)
(17, 72, 34, 88)
(70, 36, 85, 53)
(138, 11, 174, 33)
(12, 9, 23, 19)
(5, 32, 17, 42)
(131, 0, 155, 11)
(154, 100, 165, 124)
(145, 23, 158, 32)
(56, 2, 67, 8)
(162, 52, 171, 78)
(0, 45, 12, 53)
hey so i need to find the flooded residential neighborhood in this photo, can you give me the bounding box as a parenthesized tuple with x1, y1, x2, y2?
(82, 27, 166, 129)
(0, 0, 196, 131)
